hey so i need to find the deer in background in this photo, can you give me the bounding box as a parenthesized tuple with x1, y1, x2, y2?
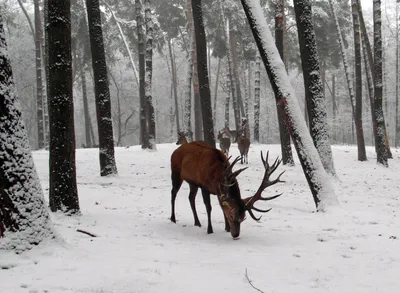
(217, 131, 231, 156)
(236, 118, 250, 164)
(170, 140, 284, 239)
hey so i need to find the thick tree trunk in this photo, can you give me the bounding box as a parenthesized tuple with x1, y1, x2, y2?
(0, 18, 54, 250)
(294, 0, 336, 174)
(184, 0, 194, 141)
(145, 0, 156, 149)
(241, 0, 338, 211)
(47, 0, 80, 212)
(86, 0, 118, 175)
(373, 0, 388, 166)
(254, 55, 261, 142)
(192, 0, 215, 148)
(136, 0, 148, 148)
(230, 29, 245, 118)
(275, 0, 294, 166)
(352, 0, 367, 161)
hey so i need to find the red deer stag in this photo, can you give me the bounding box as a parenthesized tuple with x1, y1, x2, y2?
(170, 142, 284, 239)
(217, 131, 231, 156)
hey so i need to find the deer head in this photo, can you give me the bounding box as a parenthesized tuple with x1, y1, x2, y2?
(218, 151, 284, 238)
(176, 132, 188, 145)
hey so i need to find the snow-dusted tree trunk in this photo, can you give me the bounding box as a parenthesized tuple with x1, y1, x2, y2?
(86, 0, 118, 175)
(47, 0, 80, 212)
(192, 0, 215, 148)
(79, 58, 93, 148)
(253, 55, 261, 142)
(351, 0, 367, 161)
(0, 18, 54, 251)
(275, 0, 294, 166)
(240, 0, 338, 211)
(373, 0, 388, 166)
(34, 0, 45, 149)
(184, 0, 194, 141)
(294, 0, 335, 174)
(136, 0, 148, 148)
(144, 0, 156, 149)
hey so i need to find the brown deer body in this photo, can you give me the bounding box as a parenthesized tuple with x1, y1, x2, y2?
(170, 141, 284, 239)
(237, 129, 250, 164)
(217, 131, 231, 156)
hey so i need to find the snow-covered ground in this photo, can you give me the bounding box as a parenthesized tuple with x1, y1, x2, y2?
(1, 143, 399, 293)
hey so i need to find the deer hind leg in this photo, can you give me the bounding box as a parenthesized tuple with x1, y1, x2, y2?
(201, 189, 213, 234)
(170, 171, 183, 223)
(188, 184, 201, 227)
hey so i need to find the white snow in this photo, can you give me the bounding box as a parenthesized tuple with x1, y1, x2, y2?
(0, 143, 399, 292)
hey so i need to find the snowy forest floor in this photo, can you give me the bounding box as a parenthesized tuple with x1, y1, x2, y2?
(0, 143, 399, 293)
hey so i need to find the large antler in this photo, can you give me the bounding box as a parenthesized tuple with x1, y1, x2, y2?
(244, 151, 285, 221)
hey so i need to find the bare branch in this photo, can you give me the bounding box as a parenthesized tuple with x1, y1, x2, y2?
(76, 229, 97, 238)
(244, 269, 265, 293)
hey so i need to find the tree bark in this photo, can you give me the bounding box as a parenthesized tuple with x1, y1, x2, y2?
(80, 58, 92, 148)
(225, 73, 230, 129)
(34, 0, 45, 149)
(213, 57, 221, 123)
(254, 55, 261, 142)
(275, 0, 294, 165)
(241, 0, 338, 211)
(145, 0, 156, 149)
(192, 0, 215, 148)
(168, 39, 181, 134)
(396, 1, 400, 148)
(0, 17, 54, 249)
(47, 0, 80, 213)
(294, 0, 336, 174)
(136, 0, 148, 148)
(351, 0, 367, 161)
(373, 0, 388, 166)
(86, 0, 118, 175)
(184, 0, 194, 141)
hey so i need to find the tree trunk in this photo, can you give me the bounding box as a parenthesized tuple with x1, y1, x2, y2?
(275, 0, 294, 166)
(0, 17, 54, 250)
(373, 0, 388, 166)
(230, 29, 245, 118)
(254, 55, 261, 142)
(396, 1, 400, 148)
(332, 75, 337, 142)
(241, 0, 338, 211)
(168, 39, 181, 134)
(294, 0, 336, 174)
(192, 0, 215, 148)
(136, 0, 148, 148)
(86, 0, 118, 175)
(226, 19, 241, 131)
(213, 57, 221, 123)
(351, 0, 367, 161)
(145, 0, 156, 149)
(184, 0, 194, 141)
(47, 0, 80, 213)
(34, 0, 45, 149)
(225, 73, 230, 129)
(80, 58, 92, 148)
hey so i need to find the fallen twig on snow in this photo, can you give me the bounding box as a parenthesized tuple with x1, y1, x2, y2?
(245, 268, 265, 293)
(76, 229, 97, 237)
